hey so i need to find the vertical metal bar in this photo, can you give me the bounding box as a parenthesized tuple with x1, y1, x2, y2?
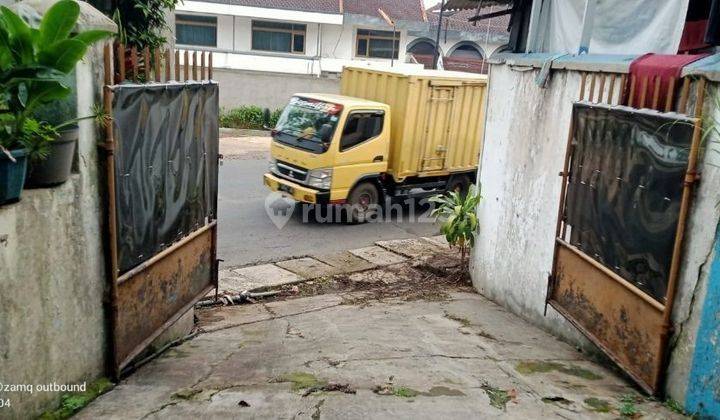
(619, 74, 627, 106)
(184, 51, 189, 81)
(208, 52, 213, 80)
(651, 75, 661, 110)
(103, 43, 121, 379)
(588, 73, 596, 102)
(143, 47, 150, 81)
(200, 51, 206, 80)
(665, 77, 676, 112)
(131, 46, 138, 82)
(679, 77, 691, 114)
(165, 48, 171, 82)
(656, 77, 706, 391)
(639, 76, 648, 109)
(579, 72, 587, 101)
(608, 74, 617, 105)
(433, 0, 446, 69)
(117, 43, 125, 82)
(153, 49, 161, 82)
(628, 75, 636, 108)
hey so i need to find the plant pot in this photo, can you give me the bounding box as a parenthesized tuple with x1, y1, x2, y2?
(0, 148, 28, 205)
(25, 128, 78, 188)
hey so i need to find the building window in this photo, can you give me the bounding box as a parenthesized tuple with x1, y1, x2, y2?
(176, 14, 217, 47)
(252, 21, 306, 54)
(356, 29, 400, 59)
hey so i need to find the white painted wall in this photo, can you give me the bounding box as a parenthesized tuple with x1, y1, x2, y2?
(175, 10, 427, 75)
(471, 64, 593, 348)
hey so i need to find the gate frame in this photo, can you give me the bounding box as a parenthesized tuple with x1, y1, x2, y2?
(101, 44, 219, 378)
(546, 71, 707, 394)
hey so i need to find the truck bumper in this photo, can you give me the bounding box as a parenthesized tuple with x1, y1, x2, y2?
(263, 173, 330, 205)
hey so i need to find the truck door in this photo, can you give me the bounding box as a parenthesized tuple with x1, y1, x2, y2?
(332, 110, 390, 199)
(421, 84, 457, 172)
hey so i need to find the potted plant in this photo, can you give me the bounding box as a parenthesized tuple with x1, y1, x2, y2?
(0, 0, 111, 199)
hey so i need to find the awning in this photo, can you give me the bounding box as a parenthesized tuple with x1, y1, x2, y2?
(444, 0, 512, 11)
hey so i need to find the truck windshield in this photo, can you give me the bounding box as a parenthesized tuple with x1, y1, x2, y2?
(273, 97, 343, 154)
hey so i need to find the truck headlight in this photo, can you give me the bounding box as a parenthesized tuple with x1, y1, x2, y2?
(307, 168, 332, 190)
(268, 158, 278, 174)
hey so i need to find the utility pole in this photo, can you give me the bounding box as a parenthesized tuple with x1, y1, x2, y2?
(432, 0, 446, 70)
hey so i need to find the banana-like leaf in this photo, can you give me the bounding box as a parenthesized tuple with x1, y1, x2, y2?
(24, 79, 71, 111)
(39, 0, 79, 46)
(38, 39, 86, 73)
(72, 30, 112, 46)
(1, 6, 34, 65)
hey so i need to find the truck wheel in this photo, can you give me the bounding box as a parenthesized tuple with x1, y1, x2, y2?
(446, 174, 471, 196)
(347, 182, 380, 224)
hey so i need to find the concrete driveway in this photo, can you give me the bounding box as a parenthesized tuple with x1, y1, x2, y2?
(217, 135, 439, 268)
(76, 250, 679, 420)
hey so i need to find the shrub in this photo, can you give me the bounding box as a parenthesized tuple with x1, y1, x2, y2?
(429, 184, 481, 265)
(220, 106, 283, 130)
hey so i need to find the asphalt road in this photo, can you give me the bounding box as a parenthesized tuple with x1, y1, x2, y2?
(217, 139, 439, 268)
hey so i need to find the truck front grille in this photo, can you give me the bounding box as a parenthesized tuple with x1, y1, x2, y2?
(276, 160, 308, 183)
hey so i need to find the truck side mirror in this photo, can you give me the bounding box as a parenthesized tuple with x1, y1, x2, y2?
(262, 108, 272, 130)
(318, 123, 333, 142)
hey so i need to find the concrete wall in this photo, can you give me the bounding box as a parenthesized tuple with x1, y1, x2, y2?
(211, 67, 340, 110)
(0, 42, 109, 419)
(471, 64, 593, 349)
(472, 61, 720, 414)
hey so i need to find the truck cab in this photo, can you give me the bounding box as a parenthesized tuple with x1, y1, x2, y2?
(264, 94, 391, 219)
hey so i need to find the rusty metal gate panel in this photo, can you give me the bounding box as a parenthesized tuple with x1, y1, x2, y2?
(547, 74, 706, 394)
(102, 45, 219, 376)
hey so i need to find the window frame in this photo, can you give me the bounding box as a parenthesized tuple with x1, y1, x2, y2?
(339, 110, 386, 152)
(175, 14, 218, 48)
(251, 20, 307, 54)
(355, 29, 401, 59)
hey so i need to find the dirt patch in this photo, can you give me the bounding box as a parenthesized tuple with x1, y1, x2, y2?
(201, 254, 473, 313)
(271, 372, 327, 392)
(515, 361, 602, 380)
(481, 382, 516, 410)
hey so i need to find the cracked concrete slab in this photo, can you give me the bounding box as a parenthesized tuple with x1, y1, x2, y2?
(230, 264, 302, 290)
(422, 235, 451, 249)
(314, 251, 377, 274)
(77, 292, 680, 420)
(276, 257, 337, 279)
(349, 245, 407, 265)
(376, 238, 445, 258)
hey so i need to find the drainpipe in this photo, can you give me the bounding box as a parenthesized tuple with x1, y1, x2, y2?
(316, 23, 322, 77)
(433, 0, 446, 69)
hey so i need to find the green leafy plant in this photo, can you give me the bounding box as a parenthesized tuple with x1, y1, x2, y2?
(429, 184, 481, 264)
(0, 0, 111, 157)
(112, 0, 179, 50)
(220, 106, 283, 130)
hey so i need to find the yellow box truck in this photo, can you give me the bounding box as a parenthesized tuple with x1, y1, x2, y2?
(263, 66, 487, 221)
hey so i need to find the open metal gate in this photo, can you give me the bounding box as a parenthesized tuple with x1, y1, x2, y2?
(547, 72, 706, 394)
(101, 44, 220, 377)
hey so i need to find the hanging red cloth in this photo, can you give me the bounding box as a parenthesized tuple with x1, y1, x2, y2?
(623, 53, 709, 110)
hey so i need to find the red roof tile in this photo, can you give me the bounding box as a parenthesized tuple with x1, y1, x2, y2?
(343, 0, 426, 22)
